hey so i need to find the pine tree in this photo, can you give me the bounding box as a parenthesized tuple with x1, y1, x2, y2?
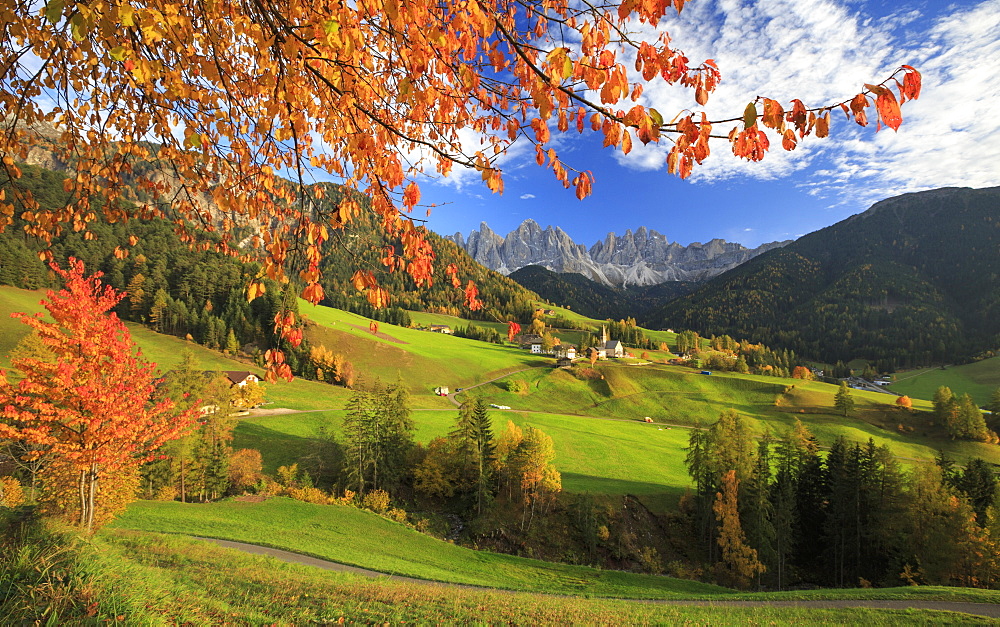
(472, 399, 496, 513)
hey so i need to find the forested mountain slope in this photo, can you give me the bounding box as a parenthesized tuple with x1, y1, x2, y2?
(645, 187, 1000, 368)
(508, 265, 696, 320)
(0, 164, 542, 335)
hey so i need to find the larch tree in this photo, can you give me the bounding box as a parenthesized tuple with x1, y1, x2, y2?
(0, 258, 197, 532)
(713, 469, 765, 590)
(1, 0, 921, 381)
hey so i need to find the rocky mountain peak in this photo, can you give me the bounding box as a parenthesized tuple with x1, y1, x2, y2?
(445, 219, 790, 287)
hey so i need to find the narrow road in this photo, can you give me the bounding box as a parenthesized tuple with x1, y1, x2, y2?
(194, 537, 1000, 619)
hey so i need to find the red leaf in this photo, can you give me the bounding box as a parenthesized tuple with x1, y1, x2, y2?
(507, 321, 521, 342)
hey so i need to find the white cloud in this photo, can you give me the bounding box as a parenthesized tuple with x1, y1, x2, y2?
(520, 193, 536, 199)
(605, 0, 1000, 204)
(743, 227, 753, 231)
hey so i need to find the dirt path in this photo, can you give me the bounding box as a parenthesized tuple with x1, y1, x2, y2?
(193, 537, 1000, 619)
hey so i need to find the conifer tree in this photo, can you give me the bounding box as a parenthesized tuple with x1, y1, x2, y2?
(834, 381, 855, 417)
(714, 470, 766, 589)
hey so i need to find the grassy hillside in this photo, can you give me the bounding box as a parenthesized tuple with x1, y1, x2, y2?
(7, 282, 997, 514)
(299, 299, 549, 394)
(8, 521, 992, 624)
(111, 497, 727, 599)
(890, 358, 1000, 406)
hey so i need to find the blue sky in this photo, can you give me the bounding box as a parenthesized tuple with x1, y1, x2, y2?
(416, 0, 1000, 249)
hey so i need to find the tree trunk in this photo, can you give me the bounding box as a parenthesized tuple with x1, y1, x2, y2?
(78, 469, 87, 528)
(85, 463, 97, 533)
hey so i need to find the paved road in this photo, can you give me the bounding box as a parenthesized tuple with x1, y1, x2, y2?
(194, 537, 1000, 620)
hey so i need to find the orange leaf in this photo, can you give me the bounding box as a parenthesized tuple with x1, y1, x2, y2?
(902, 66, 922, 100)
(247, 281, 265, 301)
(875, 90, 902, 131)
(781, 129, 797, 151)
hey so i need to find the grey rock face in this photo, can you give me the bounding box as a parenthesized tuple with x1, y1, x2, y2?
(445, 219, 790, 286)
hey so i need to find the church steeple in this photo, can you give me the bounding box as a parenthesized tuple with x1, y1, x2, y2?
(601, 324, 608, 345)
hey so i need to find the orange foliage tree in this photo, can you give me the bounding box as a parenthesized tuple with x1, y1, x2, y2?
(713, 469, 765, 589)
(0, 0, 920, 379)
(0, 259, 197, 532)
(791, 366, 813, 381)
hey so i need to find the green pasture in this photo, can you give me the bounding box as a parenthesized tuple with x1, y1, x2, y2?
(0, 285, 249, 373)
(234, 360, 1000, 501)
(464, 364, 1000, 467)
(407, 310, 509, 335)
(298, 299, 548, 393)
(111, 497, 729, 599)
(890, 358, 1000, 406)
(13, 526, 984, 625)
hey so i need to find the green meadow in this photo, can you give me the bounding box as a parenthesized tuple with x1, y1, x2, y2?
(7, 521, 991, 624)
(890, 357, 1000, 407)
(111, 497, 728, 599)
(6, 285, 1000, 622)
(298, 298, 549, 395)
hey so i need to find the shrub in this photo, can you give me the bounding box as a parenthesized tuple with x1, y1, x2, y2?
(504, 379, 528, 393)
(387, 507, 408, 523)
(289, 486, 329, 505)
(637, 546, 662, 574)
(362, 489, 390, 514)
(0, 477, 25, 508)
(276, 464, 299, 488)
(335, 489, 356, 506)
(154, 485, 178, 501)
(229, 449, 263, 492)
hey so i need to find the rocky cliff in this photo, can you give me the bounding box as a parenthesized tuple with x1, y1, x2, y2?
(447, 219, 789, 286)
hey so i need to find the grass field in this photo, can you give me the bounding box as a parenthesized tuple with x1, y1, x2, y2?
(10, 521, 991, 624)
(99, 532, 999, 624)
(460, 363, 1000, 466)
(0, 286, 47, 368)
(890, 358, 1000, 407)
(299, 299, 549, 394)
(111, 497, 729, 599)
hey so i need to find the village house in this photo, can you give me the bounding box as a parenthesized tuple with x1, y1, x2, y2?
(222, 371, 260, 387)
(555, 344, 577, 360)
(428, 324, 454, 334)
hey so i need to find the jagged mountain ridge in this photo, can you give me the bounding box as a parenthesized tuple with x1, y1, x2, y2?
(446, 219, 789, 287)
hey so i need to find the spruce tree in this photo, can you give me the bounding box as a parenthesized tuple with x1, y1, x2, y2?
(834, 381, 855, 417)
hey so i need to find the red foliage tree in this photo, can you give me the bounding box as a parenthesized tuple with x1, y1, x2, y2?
(0, 259, 197, 532)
